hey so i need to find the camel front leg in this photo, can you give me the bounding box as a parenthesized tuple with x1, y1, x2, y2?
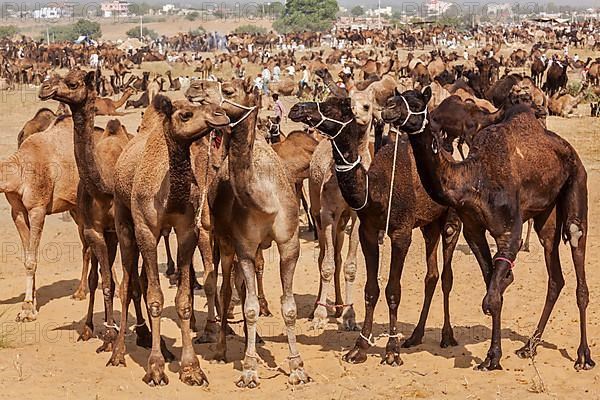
(278, 232, 310, 385)
(213, 240, 234, 362)
(440, 211, 461, 348)
(341, 213, 359, 331)
(196, 225, 219, 343)
(174, 226, 207, 386)
(17, 205, 45, 322)
(255, 249, 272, 316)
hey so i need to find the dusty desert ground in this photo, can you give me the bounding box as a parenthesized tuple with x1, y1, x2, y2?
(0, 51, 600, 399)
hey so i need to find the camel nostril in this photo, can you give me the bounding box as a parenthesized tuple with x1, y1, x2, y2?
(179, 111, 193, 122)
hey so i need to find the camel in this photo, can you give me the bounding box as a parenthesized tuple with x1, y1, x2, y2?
(107, 94, 229, 386)
(543, 60, 568, 96)
(548, 84, 588, 117)
(0, 114, 93, 320)
(95, 87, 136, 116)
(165, 70, 181, 91)
(531, 57, 547, 87)
(38, 70, 152, 352)
(17, 103, 68, 147)
(289, 96, 462, 365)
(383, 87, 594, 372)
(125, 90, 149, 109)
(199, 78, 310, 387)
(271, 78, 297, 96)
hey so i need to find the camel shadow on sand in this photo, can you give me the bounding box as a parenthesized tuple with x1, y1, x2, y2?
(0, 278, 80, 311)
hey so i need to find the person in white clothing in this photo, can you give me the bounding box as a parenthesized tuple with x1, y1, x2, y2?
(297, 65, 309, 98)
(286, 64, 295, 76)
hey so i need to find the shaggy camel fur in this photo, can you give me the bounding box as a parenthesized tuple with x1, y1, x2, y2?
(95, 87, 136, 116)
(108, 95, 229, 386)
(0, 115, 93, 320)
(289, 96, 461, 365)
(17, 103, 68, 147)
(205, 78, 310, 387)
(383, 87, 594, 371)
(39, 70, 152, 351)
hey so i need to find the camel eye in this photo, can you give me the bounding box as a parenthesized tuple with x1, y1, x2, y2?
(67, 82, 78, 89)
(363, 104, 370, 111)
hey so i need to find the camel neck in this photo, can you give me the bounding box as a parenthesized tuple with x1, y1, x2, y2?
(228, 107, 258, 171)
(70, 94, 112, 196)
(406, 125, 467, 208)
(163, 124, 194, 214)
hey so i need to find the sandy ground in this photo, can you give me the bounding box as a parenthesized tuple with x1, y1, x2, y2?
(0, 54, 600, 399)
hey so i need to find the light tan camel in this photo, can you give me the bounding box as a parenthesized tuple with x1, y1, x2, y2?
(549, 85, 587, 117)
(39, 70, 153, 351)
(0, 115, 93, 320)
(17, 103, 68, 147)
(107, 95, 229, 387)
(95, 87, 136, 116)
(194, 78, 310, 387)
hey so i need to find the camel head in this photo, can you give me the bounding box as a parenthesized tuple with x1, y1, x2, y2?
(381, 87, 432, 135)
(185, 78, 258, 123)
(289, 96, 361, 143)
(153, 94, 229, 143)
(39, 69, 96, 106)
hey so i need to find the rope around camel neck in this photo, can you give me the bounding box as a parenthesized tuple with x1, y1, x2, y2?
(195, 133, 213, 227)
(384, 129, 401, 238)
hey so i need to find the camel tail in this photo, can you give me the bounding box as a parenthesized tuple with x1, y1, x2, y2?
(0, 153, 21, 193)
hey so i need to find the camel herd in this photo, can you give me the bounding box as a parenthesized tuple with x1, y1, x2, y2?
(0, 21, 598, 389)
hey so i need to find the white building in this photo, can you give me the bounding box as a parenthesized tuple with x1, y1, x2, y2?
(365, 6, 392, 17)
(101, 1, 130, 18)
(32, 7, 62, 19)
(162, 4, 177, 13)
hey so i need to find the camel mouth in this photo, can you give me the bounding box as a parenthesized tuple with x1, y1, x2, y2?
(207, 118, 230, 128)
(186, 95, 205, 104)
(38, 88, 57, 101)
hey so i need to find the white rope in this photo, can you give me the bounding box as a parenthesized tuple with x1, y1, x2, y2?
(216, 81, 257, 128)
(384, 129, 401, 237)
(103, 322, 120, 331)
(360, 331, 402, 347)
(195, 132, 213, 228)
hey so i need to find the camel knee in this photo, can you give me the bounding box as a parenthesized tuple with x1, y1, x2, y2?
(424, 271, 439, 288)
(24, 251, 37, 275)
(343, 260, 357, 282)
(320, 262, 335, 282)
(244, 297, 260, 325)
(280, 295, 297, 326)
(176, 298, 193, 320)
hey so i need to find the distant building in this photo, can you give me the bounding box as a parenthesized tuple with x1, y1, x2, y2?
(32, 7, 63, 19)
(365, 6, 392, 17)
(162, 4, 177, 13)
(101, 1, 130, 18)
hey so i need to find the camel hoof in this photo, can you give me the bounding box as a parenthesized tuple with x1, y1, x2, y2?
(195, 323, 218, 344)
(211, 351, 227, 364)
(342, 347, 367, 364)
(179, 364, 208, 386)
(236, 369, 259, 388)
(192, 280, 203, 291)
(440, 335, 458, 348)
(288, 368, 311, 385)
(16, 308, 37, 322)
(574, 347, 595, 371)
(515, 344, 536, 359)
(381, 352, 403, 367)
(96, 328, 117, 353)
(107, 350, 127, 367)
(78, 325, 94, 342)
(474, 357, 502, 371)
(71, 289, 87, 301)
(143, 355, 169, 386)
(401, 334, 423, 348)
(135, 324, 152, 349)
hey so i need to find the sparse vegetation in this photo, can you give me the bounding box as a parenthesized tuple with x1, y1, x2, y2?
(233, 24, 267, 34)
(46, 19, 102, 41)
(273, 0, 338, 33)
(126, 27, 159, 40)
(185, 11, 200, 21)
(0, 25, 18, 39)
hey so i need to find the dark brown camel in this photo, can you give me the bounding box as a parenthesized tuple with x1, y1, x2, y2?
(382, 87, 594, 372)
(543, 60, 568, 96)
(289, 96, 462, 365)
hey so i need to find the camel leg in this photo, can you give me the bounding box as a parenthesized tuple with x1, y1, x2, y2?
(174, 225, 208, 386)
(298, 185, 315, 237)
(255, 249, 272, 316)
(333, 219, 345, 318)
(137, 226, 168, 386)
(79, 254, 98, 341)
(521, 219, 533, 252)
(461, 217, 493, 284)
(162, 229, 176, 285)
(309, 223, 326, 321)
(341, 213, 359, 331)
(7, 198, 33, 321)
(516, 208, 563, 359)
(236, 249, 262, 388)
(278, 231, 310, 385)
(196, 225, 219, 343)
(382, 228, 412, 366)
(440, 211, 461, 348)
(311, 210, 340, 329)
(214, 240, 234, 363)
(562, 177, 595, 370)
(16, 205, 46, 322)
(72, 245, 91, 300)
(403, 220, 441, 348)
(343, 223, 379, 364)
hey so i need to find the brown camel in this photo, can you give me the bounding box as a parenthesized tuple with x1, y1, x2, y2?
(17, 103, 68, 147)
(289, 96, 462, 366)
(0, 115, 93, 320)
(382, 87, 594, 371)
(548, 84, 588, 117)
(95, 87, 136, 116)
(38, 70, 152, 352)
(165, 70, 181, 91)
(203, 78, 310, 387)
(107, 94, 229, 386)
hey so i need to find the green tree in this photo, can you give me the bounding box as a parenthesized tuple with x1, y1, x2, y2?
(185, 11, 199, 21)
(72, 19, 102, 39)
(351, 6, 364, 17)
(126, 26, 158, 39)
(0, 25, 18, 38)
(273, 0, 339, 33)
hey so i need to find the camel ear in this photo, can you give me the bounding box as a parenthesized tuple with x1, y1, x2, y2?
(84, 71, 96, 88)
(421, 86, 432, 104)
(153, 94, 173, 117)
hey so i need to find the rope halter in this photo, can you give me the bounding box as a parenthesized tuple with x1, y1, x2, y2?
(393, 95, 429, 135)
(216, 81, 256, 128)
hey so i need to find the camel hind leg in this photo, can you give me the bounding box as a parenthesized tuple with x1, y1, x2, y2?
(560, 168, 594, 371)
(341, 213, 359, 331)
(440, 210, 461, 348)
